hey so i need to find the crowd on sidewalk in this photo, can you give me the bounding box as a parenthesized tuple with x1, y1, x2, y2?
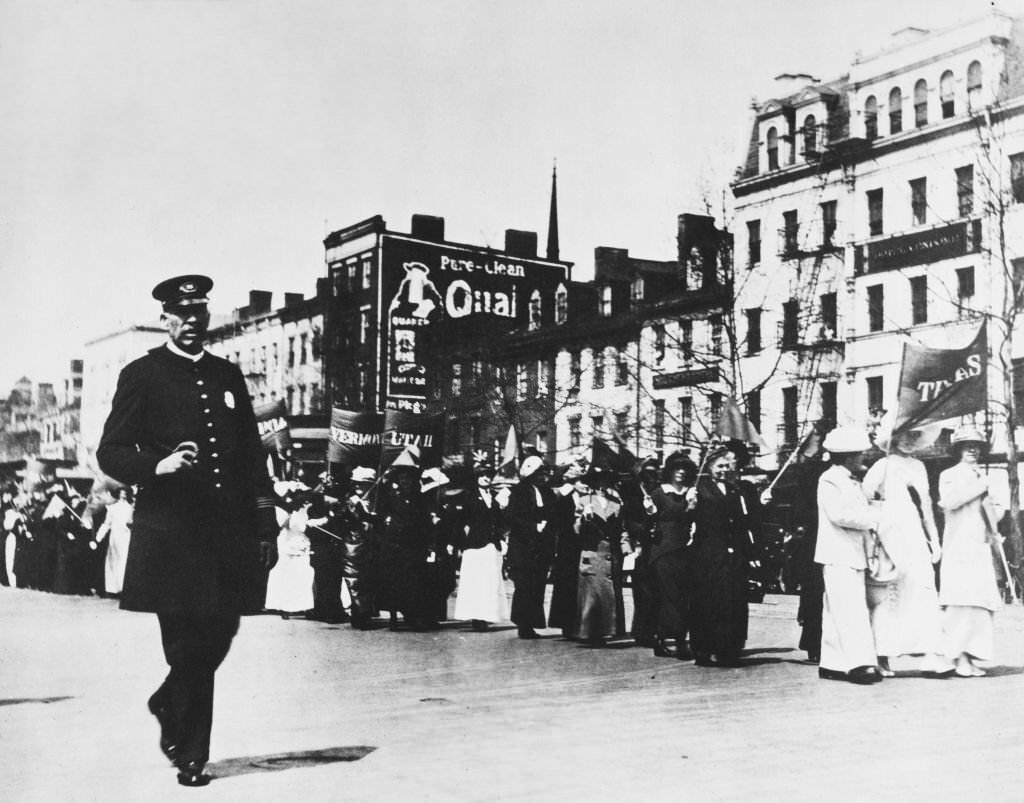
(2, 426, 1012, 684)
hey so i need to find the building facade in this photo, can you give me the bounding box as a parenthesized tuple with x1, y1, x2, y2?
(731, 11, 1024, 464)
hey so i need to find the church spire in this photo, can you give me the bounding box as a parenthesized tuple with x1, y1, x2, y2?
(546, 160, 559, 261)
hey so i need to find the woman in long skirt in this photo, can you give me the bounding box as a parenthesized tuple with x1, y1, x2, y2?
(574, 467, 626, 646)
(861, 431, 950, 676)
(265, 493, 315, 618)
(96, 487, 134, 596)
(938, 426, 1002, 677)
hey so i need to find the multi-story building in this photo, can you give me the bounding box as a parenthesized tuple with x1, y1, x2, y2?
(38, 360, 84, 462)
(731, 10, 1024, 464)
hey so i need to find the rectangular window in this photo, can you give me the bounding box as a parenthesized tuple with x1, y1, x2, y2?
(890, 104, 902, 135)
(956, 165, 974, 217)
(782, 300, 800, 347)
(653, 399, 665, 452)
(783, 210, 799, 255)
(821, 200, 837, 248)
(361, 260, 373, 290)
(615, 346, 630, 386)
(653, 324, 666, 363)
(820, 381, 837, 430)
(868, 284, 884, 332)
(615, 412, 630, 440)
(359, 310, 371, 344)
(709, 392, 722, 430)
(570, 350, 582, 384)
(910, 177, 927, 225)
(1012, 153, 1024, 203)
(516, 363, 528, 400)
(957, 266, 975, 314)
(569, 416, 581, 449)
(680, 319, 693, 361)
(288, 337, 296, 367)
(591, 415, 604, 438)
(910, 275, 928, 325)
(867, 376, 884, 414)
(347, 262, 358, 291)
(782, 386, 798, 446)
(679, 397, 693, 444)
(867, 189, 884, 236)
(747, 219, 761, 265)
(709, 315, 723, 356)
(451, 363, 462, 397)
(599, 286, 613, 317)
(819, 292, 838, 339)
(299, 334, 308, 365)
(745, 389, 761, 434)
(592, 349, 605, 389)
(745, 308, 762, 354)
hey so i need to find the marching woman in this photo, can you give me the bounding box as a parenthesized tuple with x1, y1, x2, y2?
(264, 488, 315, 618)
(938, 425, 1003, 678)
(861, 430, 950, 676)
(573, 466, 628, 646)
(648, 452, 698, 659)
(96, 487, 134, 596)
(687, 446, 752, 667)
(450, 457, 509, 631)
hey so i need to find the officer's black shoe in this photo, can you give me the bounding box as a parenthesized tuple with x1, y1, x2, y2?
(847, 665, 884, 685)
(817, 667, 848, 681)
(176, 761, 212, 787)
(146, 695, 177, 763)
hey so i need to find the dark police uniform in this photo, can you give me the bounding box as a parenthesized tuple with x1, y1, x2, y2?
(97, 275, 277, 785)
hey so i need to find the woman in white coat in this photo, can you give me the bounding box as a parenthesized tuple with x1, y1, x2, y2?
(861, 431, 950, 676)
(938, 426, 1002, 677)
(95, 487, 134, 596)
(264, 488, 316, 618)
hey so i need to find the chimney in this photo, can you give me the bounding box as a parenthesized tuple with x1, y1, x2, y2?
(411, 214, 445, 242)
(284, 292, 304, 308)
(248, 290, 273, 314)
(504, 229, 537, 259)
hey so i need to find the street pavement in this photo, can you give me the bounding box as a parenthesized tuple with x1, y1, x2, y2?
(2, 586, 1023, 803)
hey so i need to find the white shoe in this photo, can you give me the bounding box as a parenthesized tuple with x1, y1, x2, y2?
(922, 655, 954, 676)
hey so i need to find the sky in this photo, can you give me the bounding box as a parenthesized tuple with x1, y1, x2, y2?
(2, 0, 1020, 392)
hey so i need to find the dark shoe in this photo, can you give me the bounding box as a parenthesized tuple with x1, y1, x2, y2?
(694, 652, 715, 667)
(517, 628, 540, 640)
(471, 620, 489, 632)
(147, 694, 176, 763)
(818, 667, 848, 681)
(716, 654, 744, 668)
(847, 665, 883, 685)
(176, 761, 212, 787)
(652, 638, 676, 658)
(806, 651, 820, 664)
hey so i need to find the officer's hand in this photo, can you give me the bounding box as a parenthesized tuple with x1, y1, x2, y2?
(155, 445, 197, 475)
(259, 539, 278, 571)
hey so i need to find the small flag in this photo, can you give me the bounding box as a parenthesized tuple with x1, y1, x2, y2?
(715, 396, 767, 448)
(497, 425, 519, 475)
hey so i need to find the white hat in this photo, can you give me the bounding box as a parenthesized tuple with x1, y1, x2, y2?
(387, 445, 421, 473)
(351, 466, 377, 484)
(950, 425, 987, 446)
(420, 467, 450, 493)
(519, 455, 545, 479)
(822, 426, 871, 454)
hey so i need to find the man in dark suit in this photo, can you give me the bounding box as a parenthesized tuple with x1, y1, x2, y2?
(97, 275, 278, 788)
(506, 456, 555, 639)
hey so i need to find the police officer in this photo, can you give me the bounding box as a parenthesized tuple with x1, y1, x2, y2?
(97, 275, 278, 787)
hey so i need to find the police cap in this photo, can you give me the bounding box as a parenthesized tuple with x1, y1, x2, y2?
(152, 274, 213, 311)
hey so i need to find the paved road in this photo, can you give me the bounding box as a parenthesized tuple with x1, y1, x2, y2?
(2, 587, 1022, 802)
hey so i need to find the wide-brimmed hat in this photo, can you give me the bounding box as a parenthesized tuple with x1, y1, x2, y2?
(351, 466, 377, 484)
(420, 467, 450, 493)
(519, 455, 545, 479)
(950, 425, 987, 448)
(387, 446, 421, 474)
(823, 426, 871, 454)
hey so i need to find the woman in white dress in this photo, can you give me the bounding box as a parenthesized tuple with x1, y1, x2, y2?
(937, 425, 1002, 677)
(861, 431, 950, 676)
(95, 487, 134, 596)
(264, 490, 316, 618)
(451, 460, 509, 631)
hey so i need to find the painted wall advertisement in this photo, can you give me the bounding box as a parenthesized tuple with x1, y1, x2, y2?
(380, 235, 568, 412)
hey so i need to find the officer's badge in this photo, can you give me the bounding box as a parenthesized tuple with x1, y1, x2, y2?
(224, 390, 236, 409)
(180, 281, 197, 293)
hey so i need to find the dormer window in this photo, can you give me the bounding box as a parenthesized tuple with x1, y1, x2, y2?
(630, 276, 645, 304)
(803, 114, 817, 159)
(599, 285, 613, 317)
(528, 289, 542, 331)
(554, 283, 568, 324)
(766, 126, 779, 171)
(967, 61, 982, 111)
(889, 87, 903, 134)
(864, 95, 878, 140)
(940, 70, 955, 119)
(914, 79, 928, 127)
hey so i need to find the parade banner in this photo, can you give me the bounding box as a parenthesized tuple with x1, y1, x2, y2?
(381, 409, 441, 469)
(253, 399, 291, 455)
(327, 408, 383, 465)
(892, 323, 987, 435)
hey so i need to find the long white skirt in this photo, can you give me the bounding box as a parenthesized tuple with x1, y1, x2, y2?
(454, 544, 509, 623)
(265, 546, 314, 613)
(944, 605, 994, 661)
(104, 526, 131, 595)
(867, 562, 944, 657)
(821, 565, 878, 673)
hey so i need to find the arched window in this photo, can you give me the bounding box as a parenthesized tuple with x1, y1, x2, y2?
(889, 87, 903, 134)
(766, 126, 779, 170)
(967, 60, 983, 111)
(940, 70, 955, 118)
(864, 95, 878, 140)
(914, 79, 928, 127)
(554, 283, 568, 324)
(528, 289, 542, 330)
(803, 115, 817, 159)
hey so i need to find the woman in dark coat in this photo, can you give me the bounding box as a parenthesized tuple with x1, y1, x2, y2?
(547, 463, 586, 636)
(688, 446, 753, 667)
(648, 452, 698, 658)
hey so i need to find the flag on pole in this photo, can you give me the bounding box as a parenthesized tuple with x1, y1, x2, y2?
(591, 437, 636, 472)
(497, 424, 519, 475)
(891, 323, 987, 436)
(715, 396, 768, 449)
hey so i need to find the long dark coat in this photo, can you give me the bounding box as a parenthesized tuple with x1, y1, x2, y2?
(649, 485, 694, 639)
(97, 346, 276, 615)
(688, 478, 752, 658)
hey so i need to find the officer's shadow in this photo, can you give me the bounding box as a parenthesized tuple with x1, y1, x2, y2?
(208, 745, 377, 780)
